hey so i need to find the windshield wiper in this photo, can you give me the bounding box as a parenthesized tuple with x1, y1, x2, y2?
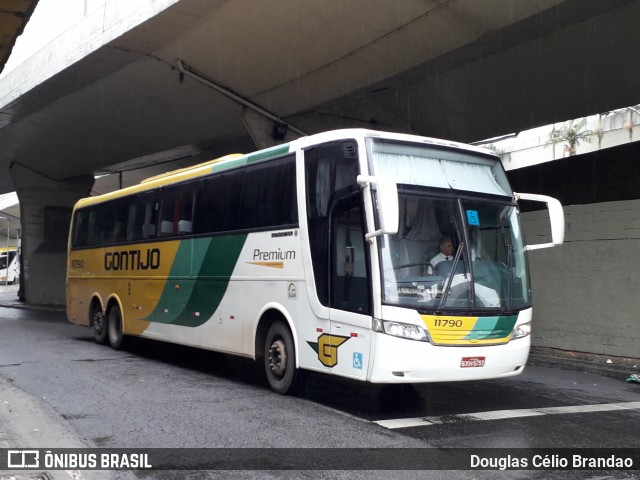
(501, 223, 514, 311)
(438, 241, 465, 311)
(436, 207, 474, 310)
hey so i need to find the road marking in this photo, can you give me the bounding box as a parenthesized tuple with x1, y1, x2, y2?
(374, 401, 640, 429)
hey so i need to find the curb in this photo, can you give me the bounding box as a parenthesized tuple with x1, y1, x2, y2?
(528, 347, 639, 382)
(0, 303, 65, 312)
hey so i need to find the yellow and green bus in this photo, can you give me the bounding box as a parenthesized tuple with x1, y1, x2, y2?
(67, 129, 564, 394)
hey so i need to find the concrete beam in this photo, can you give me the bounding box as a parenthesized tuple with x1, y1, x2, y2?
(10, 163, 93, 305)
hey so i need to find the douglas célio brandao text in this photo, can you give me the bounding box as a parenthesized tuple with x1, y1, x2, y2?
(470, 453, 634, 470)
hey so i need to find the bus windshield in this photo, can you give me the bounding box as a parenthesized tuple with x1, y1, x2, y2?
(368, 137, 530, 313)
(379, 192, 530, 312)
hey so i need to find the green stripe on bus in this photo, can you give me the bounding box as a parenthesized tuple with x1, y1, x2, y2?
(464, 316, 517, 340)
(145, 234, 248, 327)
(245, 144, 290, 163)
(211, 144, 290, 173)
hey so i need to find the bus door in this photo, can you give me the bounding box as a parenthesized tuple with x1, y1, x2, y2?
(304, 141, 372, 377)
(328, 195, 372, 380)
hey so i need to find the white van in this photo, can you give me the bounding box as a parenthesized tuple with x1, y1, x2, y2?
(0, 248, 19, 284)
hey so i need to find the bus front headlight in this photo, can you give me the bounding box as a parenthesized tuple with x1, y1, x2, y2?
(373, 319, 430, 342)
(511, 321, 531, 339)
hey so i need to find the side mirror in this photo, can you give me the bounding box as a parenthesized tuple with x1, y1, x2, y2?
(514, 192, 565, 250)
(357, 175, 399, 240)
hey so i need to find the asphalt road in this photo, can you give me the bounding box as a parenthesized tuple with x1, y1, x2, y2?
(0, 286, 639, 479)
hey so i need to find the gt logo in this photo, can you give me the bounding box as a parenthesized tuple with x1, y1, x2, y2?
(307, 334, 350, 367)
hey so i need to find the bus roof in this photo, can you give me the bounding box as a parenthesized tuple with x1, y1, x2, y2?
(74, 129, 497, 210)
(291, 128, 497, 158)
(74, 143, 292, 209)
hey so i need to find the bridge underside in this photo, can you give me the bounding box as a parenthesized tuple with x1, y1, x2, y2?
(1, 0, 639, 304)
(0, 0, 39, 73)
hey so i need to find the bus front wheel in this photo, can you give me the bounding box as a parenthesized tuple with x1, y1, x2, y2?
(264, 321, 303, 395)
(107, 304, 127, 350)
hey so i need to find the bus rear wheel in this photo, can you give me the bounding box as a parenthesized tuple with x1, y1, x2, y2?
(91, 306, 108, 345)
(107, 304, 127, 350)
(264, 321, 303, 395)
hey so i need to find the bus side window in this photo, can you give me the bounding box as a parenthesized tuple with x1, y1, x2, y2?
(127, 194, 158, 241)
(111, 200, 128, 244)
(157, 186, 195, 237)
(127, 202, 144, 242)
(86, 210, 99, 246)
(177, 189, 194, 235)
(158, 194, 175, 237)
(224, 180, 242, 231)
(240, 156, 297, 230)
(71, 210, 89, 248)
(193, 178, 220, 234)
(87, 204, 112, 245)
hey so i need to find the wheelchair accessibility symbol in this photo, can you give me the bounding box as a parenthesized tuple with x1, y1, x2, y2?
(353, 352, 363, 370)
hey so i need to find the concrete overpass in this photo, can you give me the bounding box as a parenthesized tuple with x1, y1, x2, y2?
(1, 0, 640, 305)
(0, 0, 39, 70)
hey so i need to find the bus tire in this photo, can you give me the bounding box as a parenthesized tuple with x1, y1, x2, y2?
(91, 305, 108, 345)
(264, 321, 304, 395)
(107, 304, 127, 350)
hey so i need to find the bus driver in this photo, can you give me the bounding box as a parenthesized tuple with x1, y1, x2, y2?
(427, 237, 453, 275)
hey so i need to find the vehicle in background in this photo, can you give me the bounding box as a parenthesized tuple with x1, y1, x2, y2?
(0, 247, 20, 285)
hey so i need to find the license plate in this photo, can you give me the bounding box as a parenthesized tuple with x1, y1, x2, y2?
(460, 356, 485, 368)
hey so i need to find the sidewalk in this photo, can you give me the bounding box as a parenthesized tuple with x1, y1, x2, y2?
(0, 286, 115, 480)
(0, 378, 114, 480)
(0, 285, 64, 312)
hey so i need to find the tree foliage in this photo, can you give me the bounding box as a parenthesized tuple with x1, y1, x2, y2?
(546, 118, 594, 156)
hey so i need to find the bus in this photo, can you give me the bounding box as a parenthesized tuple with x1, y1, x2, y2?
(0, 247, 19, 285)
(67, 129, 564, 394)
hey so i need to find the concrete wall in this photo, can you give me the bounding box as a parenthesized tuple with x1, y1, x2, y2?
(522, 201, 640, 357)
(508, 140, 640, 360)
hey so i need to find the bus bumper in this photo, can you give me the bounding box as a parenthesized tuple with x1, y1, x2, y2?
(368, 332, 530, 383)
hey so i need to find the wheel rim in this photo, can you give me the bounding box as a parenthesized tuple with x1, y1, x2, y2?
(93, 312, 104, 333)
(268, 339, 287, 378)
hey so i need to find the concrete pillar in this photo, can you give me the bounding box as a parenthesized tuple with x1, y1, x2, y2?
(10, 163, 94, 306)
